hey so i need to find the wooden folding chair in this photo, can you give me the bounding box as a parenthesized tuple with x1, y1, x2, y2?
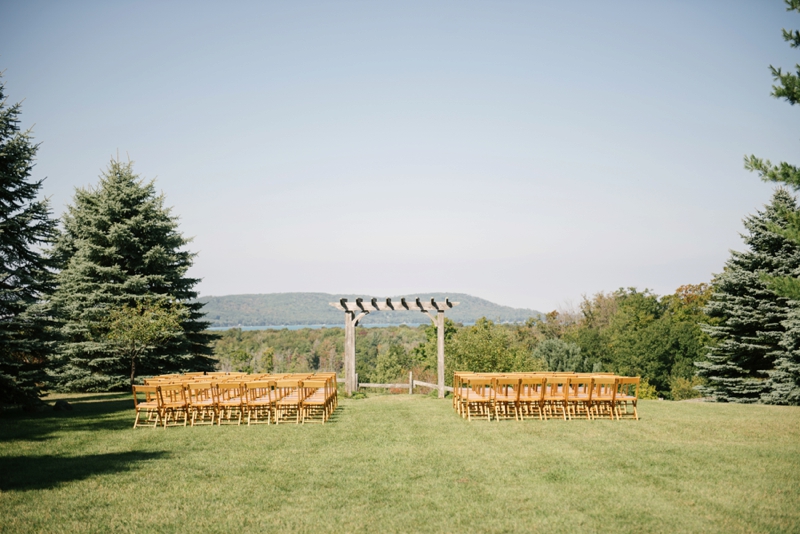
(453, 372, 475, 418)
(591, 376, 617, 420)
(275, 378, 303, 424)
(245, 380, 276, 425)
(132, 385, 161, 429)
(187, 382, 216, 426)
(616, 377, 640, 420)
(158, 383, 188, 427)
(493, 377, 520, 421)
(217, 382, 245, 425)
(464, 378, 494, 421)
(518, 376, 546, 420)
(300, 379, 328, 424)
(316, 373, 338, 412)
(542, 376, 569, 420)
(566, 376, 593, 420)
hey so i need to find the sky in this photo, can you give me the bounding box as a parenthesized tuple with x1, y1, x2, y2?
(1, 1, 797, 312)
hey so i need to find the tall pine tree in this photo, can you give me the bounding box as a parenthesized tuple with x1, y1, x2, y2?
(0, 75, 58, 406)
(49, 159, 215, 391)
(741, 0, 800, 405)
(768, 305, 800, 404)
(697, 189, 800, 402)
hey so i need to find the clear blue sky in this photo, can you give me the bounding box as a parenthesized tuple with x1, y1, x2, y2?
(1, 1, 796, 312)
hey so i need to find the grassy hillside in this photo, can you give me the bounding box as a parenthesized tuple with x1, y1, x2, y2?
(197, 292, 541, 327)
(1, 394, 798, 533)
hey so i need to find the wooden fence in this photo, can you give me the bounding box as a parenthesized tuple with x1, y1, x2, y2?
(336, 372, 454, 393)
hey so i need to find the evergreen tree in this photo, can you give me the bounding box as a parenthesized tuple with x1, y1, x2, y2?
(49, 159, 215, 391)
(0, 75, 58, 406)
(741, 0, 800, 405)
(696, 189, 800, 402)
(533, 339, 587, 373)
(745, 1, 800, 299)
(745, 1, 800, 191)
(767, 305, 800, 404)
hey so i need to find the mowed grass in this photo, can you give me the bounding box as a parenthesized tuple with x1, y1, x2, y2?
(1, 394, 799, 533)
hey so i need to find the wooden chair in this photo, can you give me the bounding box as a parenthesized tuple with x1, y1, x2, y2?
(493, 377, 520, 421)
(300, 379, 329, 424)
(157, 383, 188, 427)
(464, 378, 494, 421)
(187, 382, 216, 426)
(275, 378, 303, 424)
(591, 376, 617, 420)
(132, 385, 161, 428)
(518, 376, 546, 420)
(453, 372, 475, 418)
(315, 373, 338, 412)
(566, 376, 593, 420)
(245, 380, 276, 425)
(542, 376, 569, 420)
(615, 377, 640, 420)
(216, 382, 245, 425)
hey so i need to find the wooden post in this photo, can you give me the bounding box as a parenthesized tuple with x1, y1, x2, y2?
(437, 310, 445, 398)
(330, 298, 458, 398)
(409, 371, 413, 394)
(344, 310, 356, 395)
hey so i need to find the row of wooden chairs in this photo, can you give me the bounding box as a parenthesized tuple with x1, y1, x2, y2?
(452, 372, 640, 421)
(132, 372, 338, 428)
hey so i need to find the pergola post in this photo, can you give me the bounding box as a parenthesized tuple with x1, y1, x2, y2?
(437, 309, 445, 399)
(344, 310, 356, 395)
(330, 297, 458, 398)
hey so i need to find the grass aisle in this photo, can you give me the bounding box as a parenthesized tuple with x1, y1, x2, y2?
(1, 394, 799, 533)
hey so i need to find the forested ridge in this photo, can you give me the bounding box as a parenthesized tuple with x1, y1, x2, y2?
(213, 284, 712, 400)
(197, 292, 541, 327)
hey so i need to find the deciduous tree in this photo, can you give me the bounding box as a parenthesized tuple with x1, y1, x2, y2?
(104, 299, 185, 387)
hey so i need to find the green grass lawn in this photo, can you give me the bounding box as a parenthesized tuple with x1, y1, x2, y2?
(1, 393, 799, 533)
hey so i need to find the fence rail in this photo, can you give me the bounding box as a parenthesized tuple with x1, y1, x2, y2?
(336, 374, 453, 393)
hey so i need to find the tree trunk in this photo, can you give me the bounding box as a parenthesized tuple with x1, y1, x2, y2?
(130, 355, 136, 388)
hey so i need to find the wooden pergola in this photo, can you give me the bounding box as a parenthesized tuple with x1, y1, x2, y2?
(329, 297, 459, 398)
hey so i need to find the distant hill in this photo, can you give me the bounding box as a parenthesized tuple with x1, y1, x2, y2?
(196, 293, 541, 327)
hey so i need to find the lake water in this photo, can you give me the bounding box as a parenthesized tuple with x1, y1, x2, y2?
(208, 323, 430, 331)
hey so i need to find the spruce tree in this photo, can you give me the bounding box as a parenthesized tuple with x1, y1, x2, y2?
(745, 1, 800, 299)
(768, 305, 800, 404)
(741, 0, 800, 405)
(0, 75, 58, 406)
(49, 159, 215, 391)
(697, 189, 800, 402)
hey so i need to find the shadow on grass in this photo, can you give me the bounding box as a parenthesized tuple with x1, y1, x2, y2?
(0, 450, 169, 491)
(0, 398, 136, 443)
(47, 393, 131, 403)
(325, 405, 347, 423)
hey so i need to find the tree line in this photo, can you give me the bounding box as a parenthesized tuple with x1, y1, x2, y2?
(213, 284, 711, 401)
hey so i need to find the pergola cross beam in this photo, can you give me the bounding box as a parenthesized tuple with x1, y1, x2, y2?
(329, 297, 459, 398)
